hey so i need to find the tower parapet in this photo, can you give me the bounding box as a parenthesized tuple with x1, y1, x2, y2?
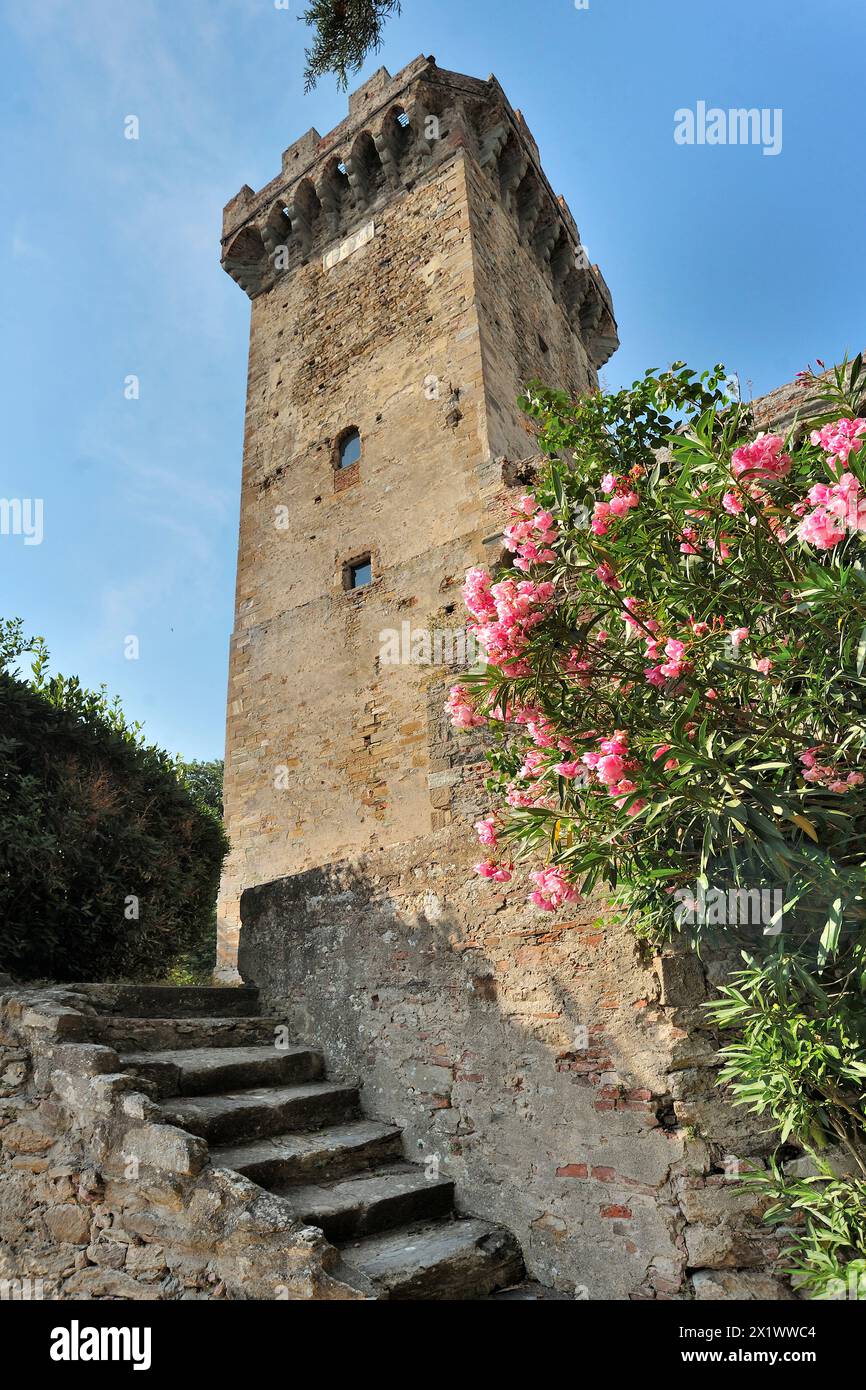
(221, 54, 617, 368)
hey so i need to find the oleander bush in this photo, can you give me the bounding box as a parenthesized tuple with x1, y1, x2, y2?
(448, 357, 866, 1296)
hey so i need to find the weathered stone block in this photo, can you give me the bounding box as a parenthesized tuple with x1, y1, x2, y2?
(123, 1125, 208, 1178)
(43, 1204, 91, 1247)
(655, 953, 707, 1007)
(692, 1270, 790, 1300)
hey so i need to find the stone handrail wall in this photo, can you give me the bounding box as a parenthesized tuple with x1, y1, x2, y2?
(0, 986, 368, 1301)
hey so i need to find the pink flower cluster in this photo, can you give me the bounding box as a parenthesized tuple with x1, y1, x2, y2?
(580, 731, 646, 816)
(530, 867, 580, 912)
(475, 815, 498, 848)
(503, 495, 558, 573)
(810, 417, 866, 467)
(643, 622, 693, 688)
(592, 471, 641, 536)
(796, 472, 866, 550)
(799, 748, 864, 794)
(730, 433, 792, 480)
(622, 599, 693, 689)
(460, 567, 555, 677)
(499, 706, 582, 809)
(445, 683, 486, 729)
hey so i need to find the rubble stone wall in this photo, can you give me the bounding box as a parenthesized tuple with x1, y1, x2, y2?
(0, 987, 366, 1301)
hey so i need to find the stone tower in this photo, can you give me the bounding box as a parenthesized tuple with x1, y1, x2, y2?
(218, 54, 617, 969)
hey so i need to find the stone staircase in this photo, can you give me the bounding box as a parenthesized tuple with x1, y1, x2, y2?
(87, 983, 526, 1300)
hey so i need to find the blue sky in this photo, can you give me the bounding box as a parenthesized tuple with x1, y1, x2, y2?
(2, 0, 863, 759)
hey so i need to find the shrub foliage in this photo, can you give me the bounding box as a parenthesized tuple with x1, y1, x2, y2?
(447, 359, 866, 1296)
(0, 625, 228, 982)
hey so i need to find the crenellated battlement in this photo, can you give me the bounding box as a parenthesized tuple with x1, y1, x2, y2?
(220, 55, 617, 368)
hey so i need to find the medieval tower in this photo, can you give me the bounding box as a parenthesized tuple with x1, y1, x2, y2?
(217, 59, 780, 1299)
(218, 55, 617, 963)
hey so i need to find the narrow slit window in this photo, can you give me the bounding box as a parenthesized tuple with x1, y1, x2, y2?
(338, 428, 361, 469)
(348, 556, 372, 590)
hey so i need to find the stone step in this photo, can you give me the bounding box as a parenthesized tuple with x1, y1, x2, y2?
(160, 1080, 360, 1144)
(339, 1218, 524, 1300)
(209, 1119, 404, 1187)
(90, 1015, 286, 1053)
(275, 1165, 456, 1243)
(76, 984, 260, 1019)
(121, 1045, 324, 1099)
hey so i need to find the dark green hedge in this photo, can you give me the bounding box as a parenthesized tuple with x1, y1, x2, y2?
(0, 672, 228, 981)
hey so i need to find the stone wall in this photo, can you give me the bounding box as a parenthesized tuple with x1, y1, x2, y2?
(238, 843, 790, 1300)
(0, 986, 367, 1301)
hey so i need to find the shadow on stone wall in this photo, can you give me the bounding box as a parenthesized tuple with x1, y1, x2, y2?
(238, 837, 789, 1300)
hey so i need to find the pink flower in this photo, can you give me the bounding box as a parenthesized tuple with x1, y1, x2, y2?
(722, 491, 744, 515)
(731, 433, 792, 480)
(754, 658, 773, 675)
(445, 684, 486, 729)
(554, 760, 583, 779)
(529, 867, 580, 912)
(475, 815, 498, 849)
(592, 501, 612, 535)
(594, 562, 620, 589)
(810, 417, 866, 467)
(729, 627, 749, 646)
(462, 568, 497, 623)
(503, 499, 559, 572)
(796, 746, 861, 793)
(468, 576, 556, 672)
(596, 754, 625, 785)
(475, 860, 513, 882)
(796, 471, 866, 549)
(797, 508, 847, 549)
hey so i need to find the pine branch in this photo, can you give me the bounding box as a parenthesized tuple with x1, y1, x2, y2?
(302, 0, 402, 91)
